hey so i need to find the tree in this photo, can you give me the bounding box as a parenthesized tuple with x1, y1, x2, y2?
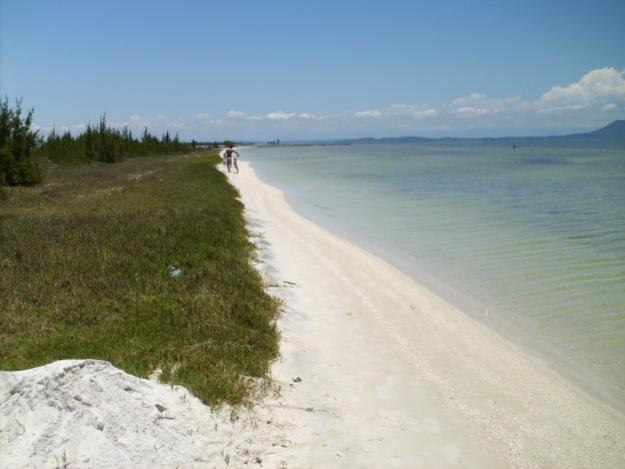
(0, 98, 42, 186)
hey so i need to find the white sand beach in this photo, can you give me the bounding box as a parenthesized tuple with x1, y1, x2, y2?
(2, 159, 624, 468)
(223, 161, 625, 468)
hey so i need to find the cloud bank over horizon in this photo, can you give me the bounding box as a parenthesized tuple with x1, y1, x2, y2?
(34, 67, 625, 140)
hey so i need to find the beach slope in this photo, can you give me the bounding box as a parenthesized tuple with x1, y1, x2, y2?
(226, 161, 625, 468)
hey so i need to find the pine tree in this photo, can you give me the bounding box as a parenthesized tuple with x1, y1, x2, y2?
(0, 98, 41, 186)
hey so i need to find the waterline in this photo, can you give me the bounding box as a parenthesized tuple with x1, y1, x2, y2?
(242, 143, 625, 410)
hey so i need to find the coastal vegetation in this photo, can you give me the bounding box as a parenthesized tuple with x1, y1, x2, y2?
(0, 150, 280, 405)
(36, 117, 192, 165)
(1, 98, 196, 187)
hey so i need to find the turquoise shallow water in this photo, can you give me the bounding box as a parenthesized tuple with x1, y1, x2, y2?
(241, 143, 625, 409)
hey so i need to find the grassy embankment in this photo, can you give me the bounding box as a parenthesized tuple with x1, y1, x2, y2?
(0, 152, 279, 405)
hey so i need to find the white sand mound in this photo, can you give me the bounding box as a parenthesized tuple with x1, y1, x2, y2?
(0, 359, 266, 468)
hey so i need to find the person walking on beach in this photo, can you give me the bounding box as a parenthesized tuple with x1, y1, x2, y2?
(224, 145, 239, 173)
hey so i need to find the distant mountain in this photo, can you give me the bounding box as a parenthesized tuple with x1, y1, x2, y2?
(331, 120, 625, 146)
(563, 120, 625, 140)
(333, 136, 435, 144)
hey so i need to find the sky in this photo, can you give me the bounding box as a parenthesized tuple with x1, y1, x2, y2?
(1, 0, 625, 140)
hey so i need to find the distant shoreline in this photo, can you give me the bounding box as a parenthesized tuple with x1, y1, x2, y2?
(243, 119, 625, 148)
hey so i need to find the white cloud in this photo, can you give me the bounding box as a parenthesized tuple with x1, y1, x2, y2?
(451, 93, 487, 106)
(35, 122, 88, 133)
(297, 112, 322, 120)
(448, 94, 526, 121)
(258, 111, 322, 121)
(451, 106, 501, 117)
(540, 67, 625, 105)
(415, 108, 438, 118)
(450, 94, 524, 115)
(537, 104, 589, 114)
(355, 109, 383, 118)
(389, 104, 438, 118)
(354, 104, 438, 119)
(447, 68, 625, 125)
(264, 111, 297, 120)
(534, 68, 625, 118)
(225, 110, 249, 119)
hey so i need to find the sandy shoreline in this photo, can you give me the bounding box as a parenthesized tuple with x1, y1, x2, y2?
(226, 160, 625, 468)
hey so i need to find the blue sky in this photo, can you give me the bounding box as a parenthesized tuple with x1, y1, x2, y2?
(2, 0, 624, 140)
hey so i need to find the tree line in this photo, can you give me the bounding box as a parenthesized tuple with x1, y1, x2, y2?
(1, 98, 197, 187)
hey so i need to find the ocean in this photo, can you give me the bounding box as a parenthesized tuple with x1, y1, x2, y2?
(240, 143, 625, 410)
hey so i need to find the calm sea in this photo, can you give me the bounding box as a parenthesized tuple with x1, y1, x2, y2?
(241, 143, 625, 410)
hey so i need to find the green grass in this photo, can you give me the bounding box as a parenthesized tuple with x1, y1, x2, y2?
(0, 152, 280, 405)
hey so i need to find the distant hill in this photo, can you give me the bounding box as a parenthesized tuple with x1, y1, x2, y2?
(331, 120, 625, 146)
(563, 120, 625, 140)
